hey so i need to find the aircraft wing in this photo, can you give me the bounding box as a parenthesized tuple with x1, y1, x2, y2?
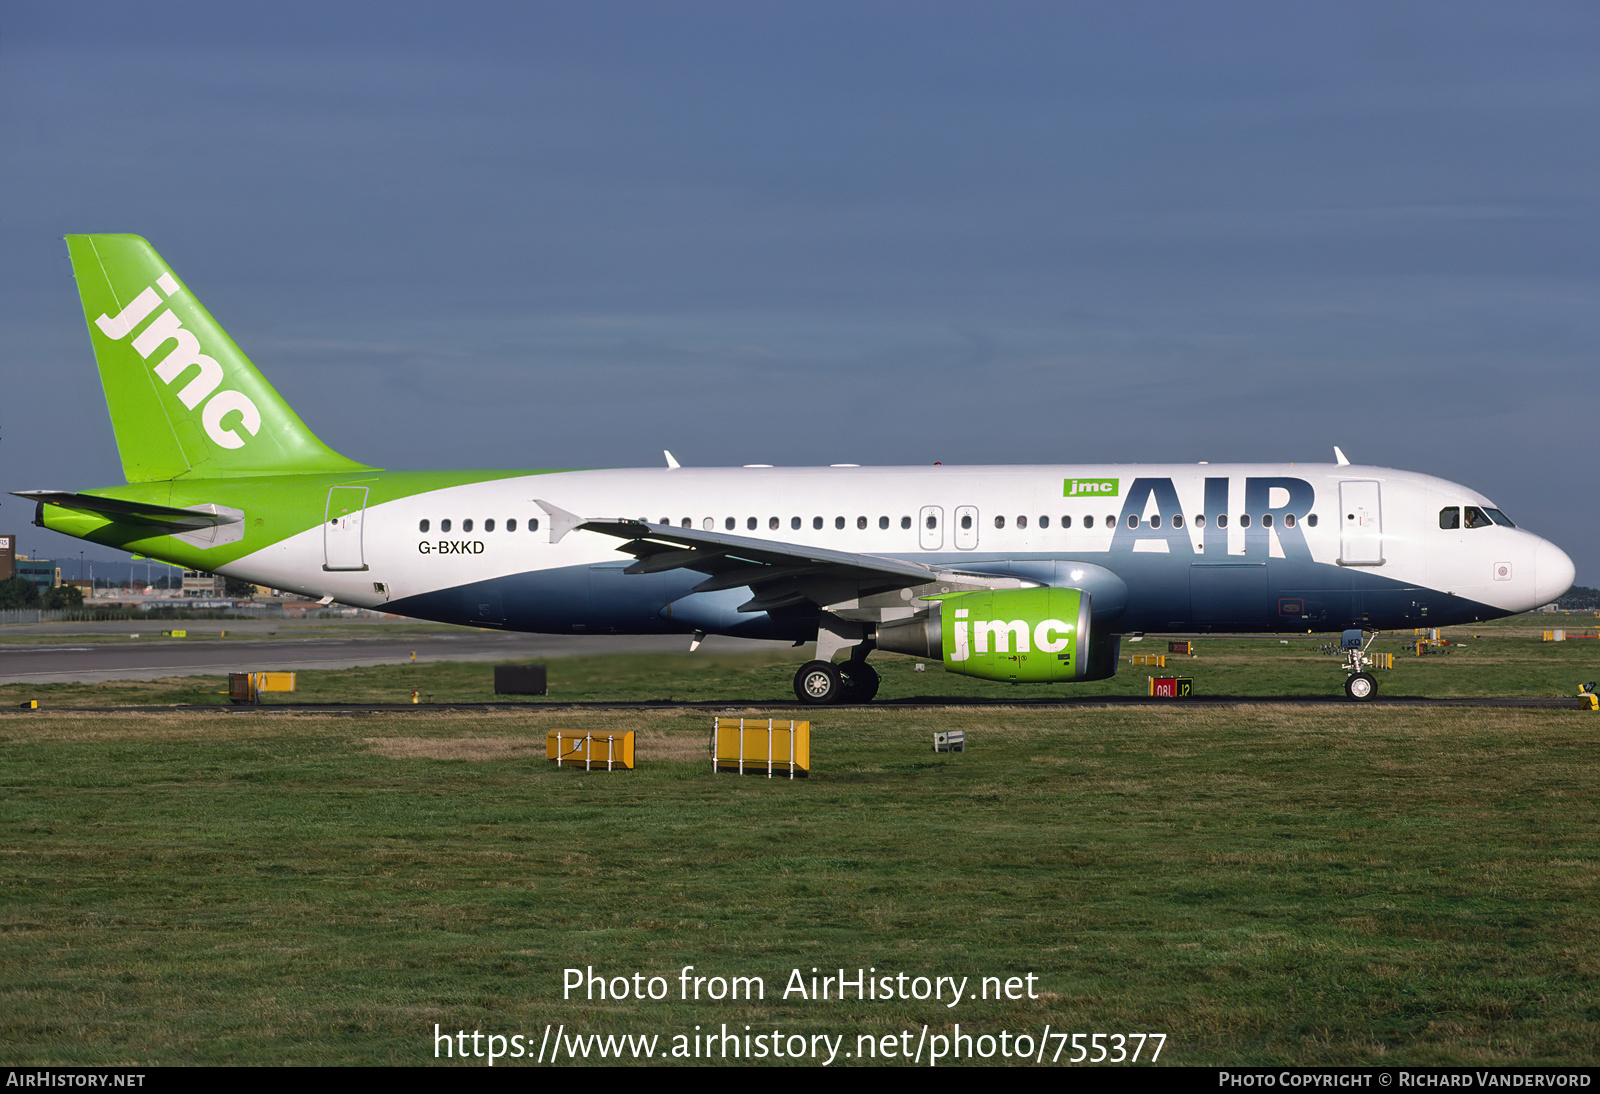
(538, 500, 979, 613)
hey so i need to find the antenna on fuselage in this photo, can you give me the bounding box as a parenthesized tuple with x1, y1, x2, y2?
(1333, 446, 1350, 466)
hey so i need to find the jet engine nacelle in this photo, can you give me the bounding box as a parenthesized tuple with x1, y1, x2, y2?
(876, 587, 1120, 682)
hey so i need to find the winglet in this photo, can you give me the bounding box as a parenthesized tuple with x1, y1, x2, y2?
(1333, 446, 1350, 466)
(534, 499, 586, 544)
(664, 450, 681, 469)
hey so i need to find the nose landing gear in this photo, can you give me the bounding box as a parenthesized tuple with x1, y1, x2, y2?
(1344, 672, 1377, 700)
(1340, 629, 1379, 701)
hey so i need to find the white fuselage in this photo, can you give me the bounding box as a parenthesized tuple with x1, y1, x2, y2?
(219, 462, 1574, 637)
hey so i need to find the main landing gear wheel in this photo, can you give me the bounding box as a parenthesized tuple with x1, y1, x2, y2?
(837, 661, 880, 703)
(795, 661, 844, 704)
(1344, 672, 1377, 701)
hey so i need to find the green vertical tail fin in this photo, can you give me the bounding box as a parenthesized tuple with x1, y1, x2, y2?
(65, 234, 372, 482)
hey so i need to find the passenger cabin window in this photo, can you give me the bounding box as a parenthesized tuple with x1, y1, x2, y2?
(1040, 516, 1050, 529)
(995, 515, 1006, 529)
(960, 514, 973, 530)
(1172, 514, 1183, 529)
(1216, 515, 1227, 528)
(858, 516, 868, 530)
(442, 519, 452, 533)
(1126, 514, 1138, 529)
(1061, 515, 1071, 528)
(814, 517, 824, 530)
(507, 519, 517, 532)
(901, 516, 911, 529)
(1306, 514, 1317, 527)
(1239, 514, 1249, 528)
(1017, 515, 1027, 529)
(419, 519, 430, 533)
(878, 516, 889, 530)
(771, 517, 781, 531)
(463, 519, 474, 533)
(1261, 514, 1272, 528)
(1281, 514, 1292, 529)
(529, 518, 539, 532)
(1150, 515, 1161, 529)
(792, 517, 802, 530)
(1084, 515, 1094, 529)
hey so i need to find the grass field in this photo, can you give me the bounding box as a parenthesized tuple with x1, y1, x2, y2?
(1, 619, 1597, 1066)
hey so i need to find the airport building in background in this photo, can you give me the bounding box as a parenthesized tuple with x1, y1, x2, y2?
(12, 545, 61, 594)
(182, 570, 226, 597)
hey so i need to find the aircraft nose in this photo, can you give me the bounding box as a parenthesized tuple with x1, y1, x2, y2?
(1534, 538, 1576, 607)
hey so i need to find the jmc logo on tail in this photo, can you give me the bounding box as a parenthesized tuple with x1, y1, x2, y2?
(95, 274, 261, 450)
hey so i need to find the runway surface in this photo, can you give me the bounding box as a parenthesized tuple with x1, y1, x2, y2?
(8, 696, 1592, 714)
(0, 620, 787, 685)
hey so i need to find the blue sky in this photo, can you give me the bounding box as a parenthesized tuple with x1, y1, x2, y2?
(3, 2, 1596, 581)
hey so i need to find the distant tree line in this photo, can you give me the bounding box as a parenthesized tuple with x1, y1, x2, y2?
(1556, 585, 1600, 610)
(0, 579, 84, 609)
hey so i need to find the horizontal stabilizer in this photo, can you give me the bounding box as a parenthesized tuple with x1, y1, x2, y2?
(13, 490, 241, 531)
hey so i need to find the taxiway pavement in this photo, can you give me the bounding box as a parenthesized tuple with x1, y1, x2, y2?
(0, 620, 781, 685)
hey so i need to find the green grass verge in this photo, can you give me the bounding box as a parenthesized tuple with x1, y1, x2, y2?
(1, 701, 1596, 1066)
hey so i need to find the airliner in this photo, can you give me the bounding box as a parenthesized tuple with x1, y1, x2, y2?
(18, 236, 1576, 703)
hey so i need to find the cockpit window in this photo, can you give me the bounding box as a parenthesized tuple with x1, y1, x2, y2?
(1439, 507, 1460, 530)
(1483, 508, 1516, 528)
(1464, 506, 1493, 529)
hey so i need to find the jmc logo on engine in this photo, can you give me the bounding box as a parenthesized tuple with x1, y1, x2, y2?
(937, 587, 1087, 683)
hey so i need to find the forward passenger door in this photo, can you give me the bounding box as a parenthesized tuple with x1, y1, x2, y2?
(1337, 481, 1383, 566)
